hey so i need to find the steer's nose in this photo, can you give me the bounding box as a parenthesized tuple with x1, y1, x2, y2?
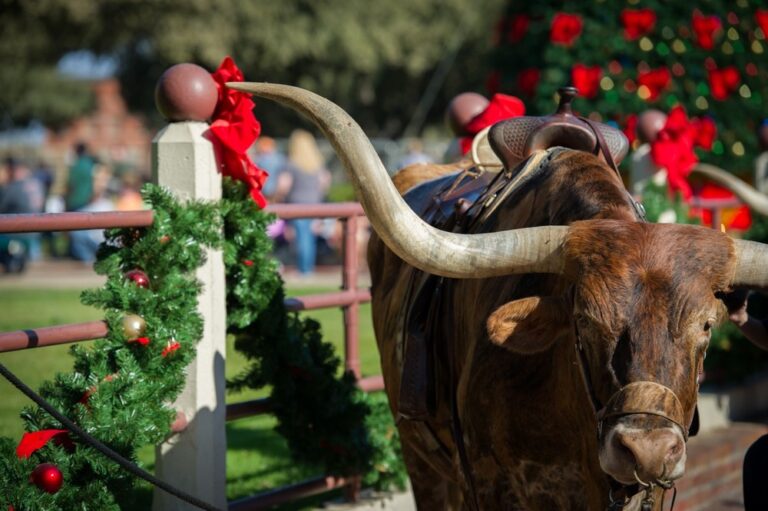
(613, 428, 684, 482)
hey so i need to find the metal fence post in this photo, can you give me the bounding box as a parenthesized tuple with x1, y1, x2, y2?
(151, 121, 227, 510)
(341, 216, 361, 379)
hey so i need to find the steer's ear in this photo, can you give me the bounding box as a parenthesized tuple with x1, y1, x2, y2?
(487, 295, 570, 354)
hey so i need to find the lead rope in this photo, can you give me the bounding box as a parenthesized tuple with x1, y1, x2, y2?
(0, 362, 224, 511)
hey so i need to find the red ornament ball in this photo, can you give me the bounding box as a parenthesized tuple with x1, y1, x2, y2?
(31, 463, 63, 493)
(125, 269, 150, 288)
(155, 63, 218, 122)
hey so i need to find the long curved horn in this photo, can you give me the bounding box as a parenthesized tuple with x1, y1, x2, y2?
(732, 239, 768, 289)
(691, 163, 768, 216)
(228, 82, 567, 278)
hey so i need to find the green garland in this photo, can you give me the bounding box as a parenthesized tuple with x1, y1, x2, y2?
(0, 179, 405, 509)
(0, 185, 220, 508)
(222, 179, 406, 489)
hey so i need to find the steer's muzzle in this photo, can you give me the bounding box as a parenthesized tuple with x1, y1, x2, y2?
(597, 382, 688, 486)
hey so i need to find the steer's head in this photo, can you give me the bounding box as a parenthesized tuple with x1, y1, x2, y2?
(488, 220, 738, 487)
(567, 220, 733, 486)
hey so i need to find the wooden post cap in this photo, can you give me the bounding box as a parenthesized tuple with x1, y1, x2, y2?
(155, 63, 218, 122)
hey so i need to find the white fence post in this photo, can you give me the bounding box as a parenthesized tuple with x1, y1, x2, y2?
(151, 121, 227, 510)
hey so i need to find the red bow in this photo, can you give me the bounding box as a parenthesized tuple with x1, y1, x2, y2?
(459, 94, 526, 155)
(517, 68, 541, 97)
(637, 67, 671, 101)
(209, 57, 268, 207)
(650, 106, 698, 199)
(16, 430, 71, 459)
(692, 12, 721, 50)
(550, 13, 583, 46)
(571, 65, 602, 99)
(708, 66, 740, 101)
(620, 9, 657, 40)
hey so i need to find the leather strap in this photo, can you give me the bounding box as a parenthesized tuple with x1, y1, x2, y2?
(582, 117, 647, 222)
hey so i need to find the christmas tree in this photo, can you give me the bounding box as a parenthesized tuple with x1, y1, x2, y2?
(489, 0, 768, 174)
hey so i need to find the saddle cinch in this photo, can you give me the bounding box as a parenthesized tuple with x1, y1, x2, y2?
(397, 86, 632, 422)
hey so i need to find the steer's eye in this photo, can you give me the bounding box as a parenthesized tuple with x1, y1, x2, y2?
(703, 320, 713, 332)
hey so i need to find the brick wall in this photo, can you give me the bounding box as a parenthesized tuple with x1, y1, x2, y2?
(43, 78, 152, 193)
(673, 423, 768, 511)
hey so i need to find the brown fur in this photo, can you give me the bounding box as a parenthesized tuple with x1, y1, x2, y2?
(369, 150, 737, 510)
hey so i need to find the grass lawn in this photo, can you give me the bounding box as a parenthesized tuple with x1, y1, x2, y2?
(0, 285, 382, 506)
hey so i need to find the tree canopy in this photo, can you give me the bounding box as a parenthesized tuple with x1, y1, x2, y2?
(0, 0, 505, 134)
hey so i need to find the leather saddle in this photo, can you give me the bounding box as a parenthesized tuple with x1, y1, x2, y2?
(489, 86, 629, 173)
(397, 86, 632, 423)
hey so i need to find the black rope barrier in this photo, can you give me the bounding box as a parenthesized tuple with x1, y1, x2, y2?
(0, 362, 224, 511)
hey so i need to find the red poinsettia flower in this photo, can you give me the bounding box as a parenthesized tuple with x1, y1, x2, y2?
(517, 68, 541, 97)
(650, 106, 697, 199)
(507, 14, 530, 43)
(550, 13, 583, 46)
(620, 9, 657, 40)
(708, 66, 740, 100)
(571, 64, 602, 99)
(637, 67, 671, 101)
(757, 10, 768, 38)
(209, 56, 269, 208)
(692, 12, 722, 50)
(459, 94, 526, 154)
(623, 114, 638, 146)
(691, 116, 717, 150)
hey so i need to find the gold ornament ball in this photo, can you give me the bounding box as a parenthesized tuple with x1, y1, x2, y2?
(121, 314, 147, 339)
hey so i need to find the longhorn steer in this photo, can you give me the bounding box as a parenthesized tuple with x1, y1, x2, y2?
(230, 82, 768, 511)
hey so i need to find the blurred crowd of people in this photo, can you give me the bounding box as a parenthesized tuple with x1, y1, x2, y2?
(1, 126, 441, 277)
(0, 142, 146, 272)
(257, 129, 332, 276)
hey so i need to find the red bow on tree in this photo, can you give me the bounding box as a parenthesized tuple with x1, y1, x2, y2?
(16, 430, 72, 459)
(637, 67, 671, 101)
(650, 106, 697, 200)
(708, 66, 740, 101)
(550, 13, 583, 46)
(209, 57, 269, 208)
(571, 64, 602, 99)
(620, 9, 657, 40)
(692, 12, 722, 50)
(459, 94, 526, 155)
